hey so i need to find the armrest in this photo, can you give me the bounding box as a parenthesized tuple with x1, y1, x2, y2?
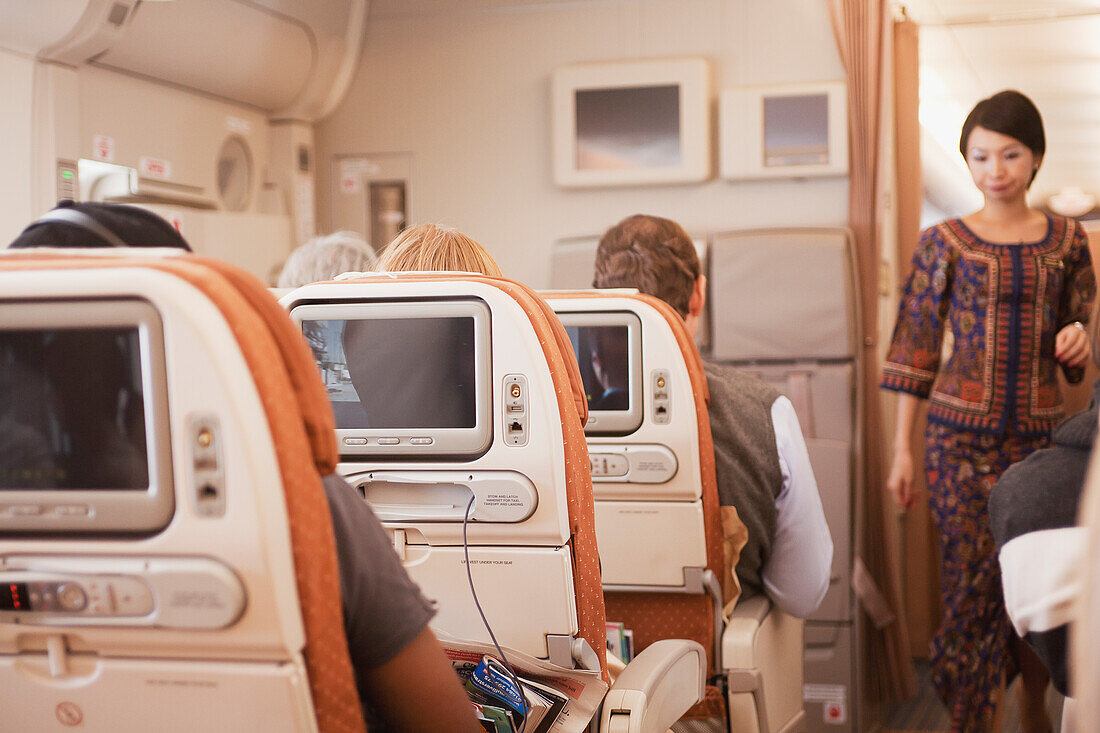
(723, 594, 772, 670)
(722, 595, 805, 733)
(599, 639, 706, 733)
(724, 596, 803, 678)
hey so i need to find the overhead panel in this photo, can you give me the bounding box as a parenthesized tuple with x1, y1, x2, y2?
(90, 0, 313, 111)
(18, 0, 365, 120)
(77, 65, 270, 203)
(0, 0, 87, 56)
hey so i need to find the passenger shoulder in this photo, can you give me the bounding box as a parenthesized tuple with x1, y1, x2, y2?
(703, 360, 781, 406)
(990, 445, 1084, 545)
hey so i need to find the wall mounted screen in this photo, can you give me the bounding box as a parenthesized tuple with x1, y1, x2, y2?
(575, 85, 682, 170)
(763, 93, 830, 167)
(719, 81, 848, 180)
(552, 58, 710, 187)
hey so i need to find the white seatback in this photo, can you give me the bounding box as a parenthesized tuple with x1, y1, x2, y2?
(709, 227, 859, 730)
(546, 294, 709, 590)
(708, 228, 857, 362)
(283, 276, 582, 663)
(0, 258, 315, 732)
(709, 228, 857, 625)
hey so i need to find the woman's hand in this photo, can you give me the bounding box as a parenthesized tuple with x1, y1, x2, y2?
(886, 448, 915, 509)
(1055, 322, 1090, 368)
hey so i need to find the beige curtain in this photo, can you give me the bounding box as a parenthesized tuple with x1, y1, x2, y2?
(826, 0, 917, 703)
(892, 14, 944, 660)
(894, 17, 921, 272)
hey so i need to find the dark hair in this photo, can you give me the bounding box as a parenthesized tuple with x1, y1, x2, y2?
(8, 200, 192, 250)
(959, 90, 1045, 185)
(592, 214, 699, 318)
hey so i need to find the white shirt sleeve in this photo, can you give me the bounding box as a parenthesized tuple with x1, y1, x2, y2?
(999, 527, 1085, 636)
(761, 396, 834, 618)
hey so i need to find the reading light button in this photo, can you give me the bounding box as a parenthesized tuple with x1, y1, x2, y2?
(53, 505, 89, 517)
(10, 505, 43, 517)
(377, 437, 400, 446)
(343, 438, 367, 446)
(111, 577, 155, 616)
(410, 438, 433, 445)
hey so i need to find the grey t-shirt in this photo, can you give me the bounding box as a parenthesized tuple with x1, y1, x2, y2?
(321, 473, 437, 717)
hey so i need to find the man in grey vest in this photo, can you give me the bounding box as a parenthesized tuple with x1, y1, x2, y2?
(593, 214, 832, 617)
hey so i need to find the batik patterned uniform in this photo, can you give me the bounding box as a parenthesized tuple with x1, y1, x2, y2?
(881, 215, 1095, 731)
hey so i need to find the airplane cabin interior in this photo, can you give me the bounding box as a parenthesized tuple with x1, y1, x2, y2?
(3, 1, 1100, 732)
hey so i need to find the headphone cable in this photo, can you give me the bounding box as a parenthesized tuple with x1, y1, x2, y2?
(464, 493, 528, 732)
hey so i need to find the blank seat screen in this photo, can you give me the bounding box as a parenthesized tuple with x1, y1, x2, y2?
(0, 327, 149, 490)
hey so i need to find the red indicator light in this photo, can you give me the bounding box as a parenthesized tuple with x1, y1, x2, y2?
(9, 583, 21, 610)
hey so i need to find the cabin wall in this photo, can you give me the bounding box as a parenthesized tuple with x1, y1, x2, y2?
(0, 48, 35, 246)
(315, 0, 848, 286)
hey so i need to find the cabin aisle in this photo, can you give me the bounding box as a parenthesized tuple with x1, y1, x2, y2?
(885, 661, 1064, 732)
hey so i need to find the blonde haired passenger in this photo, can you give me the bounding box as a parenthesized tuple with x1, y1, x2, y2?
(277, 231, 378, 288)
(379, 223, 502, 277)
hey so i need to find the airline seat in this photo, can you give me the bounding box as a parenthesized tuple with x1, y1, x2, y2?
(546, 290, 806, 733)
(0, 250, 364, 731)
(282, 272, 708, 733)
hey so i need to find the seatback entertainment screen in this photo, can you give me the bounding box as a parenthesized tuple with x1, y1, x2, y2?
(0, 298, 174, 535)
(558, 311, 643, 435)
(567, 325, 631, 413)
(0, 327, 149, 491)
(308, 317, 477, 429)
(291, 298, 493, 458)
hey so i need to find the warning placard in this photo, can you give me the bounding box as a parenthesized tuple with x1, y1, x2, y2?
(139, 156, 172, 180)
(93, 135, 115, 162)
(804, 683, 847, 725)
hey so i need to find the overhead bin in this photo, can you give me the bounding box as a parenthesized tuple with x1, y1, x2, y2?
(4, 0, 366, 120)
(0, 0, 87, 56)
(0, 0, 368, 276)
(68, 0, 314, 111)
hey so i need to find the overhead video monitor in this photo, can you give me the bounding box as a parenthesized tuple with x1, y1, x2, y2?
(575, 84, 682, 171)
(0, 299, 174, 535)
(719, 81, 848, 180)
(290, 299, 493, 458)
(558, 311, 643, 435)
(552, 58, 711, 187)
(763, 92, 830, 167)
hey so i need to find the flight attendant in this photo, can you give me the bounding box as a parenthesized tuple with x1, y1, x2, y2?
(882, 90, 1095, 731)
